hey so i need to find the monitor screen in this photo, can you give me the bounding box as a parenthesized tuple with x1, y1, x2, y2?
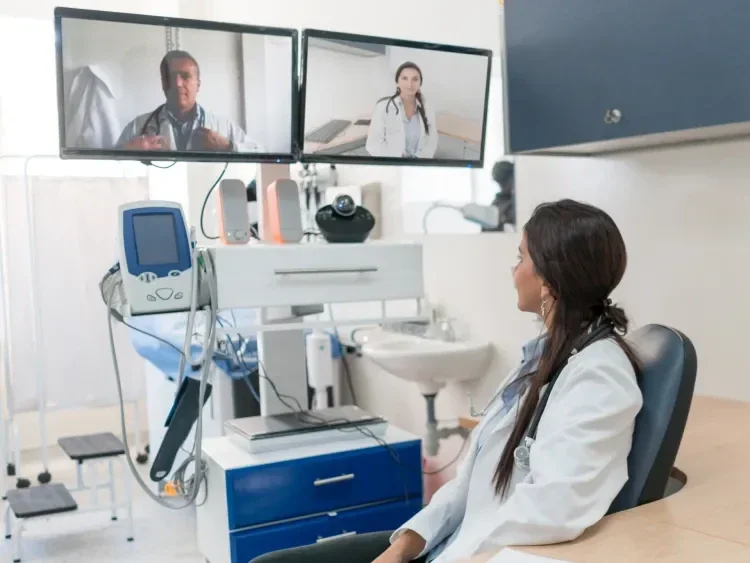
(55, 8, 298, 163)
(133, 213, 179, 266)
(300, 30, 492, 168)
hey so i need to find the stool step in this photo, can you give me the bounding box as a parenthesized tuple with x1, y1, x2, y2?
(58, 433, 125, 461)
(6, 484, 78, 519)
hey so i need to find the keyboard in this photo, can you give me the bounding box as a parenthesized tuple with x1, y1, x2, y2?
(305, 119, 351, 143)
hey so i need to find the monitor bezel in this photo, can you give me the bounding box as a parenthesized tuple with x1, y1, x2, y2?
(54, 7, 300, 164)
(298, 28, 493, 169)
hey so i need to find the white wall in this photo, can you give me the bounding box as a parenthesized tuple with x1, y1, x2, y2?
(0, 0, 178, 20)
(304, 40, 390, 132)
(241, 35, 295, 153)
(387, 46, 489, 123)
(60, 18, 244, 132)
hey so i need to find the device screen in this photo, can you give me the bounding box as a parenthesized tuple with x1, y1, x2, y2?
(301, 32, 491, 165)
(133, 213, 179, 266)
(57, 10, 295, 159)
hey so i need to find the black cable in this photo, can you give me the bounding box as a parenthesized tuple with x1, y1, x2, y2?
(339, 352, 358, 405)
(200, 163, 229, 240)
(423, 435, 469, 475)
(147, 161, 178, 169)
(250, 360, 412, 503)
(233, 339, 441, 496)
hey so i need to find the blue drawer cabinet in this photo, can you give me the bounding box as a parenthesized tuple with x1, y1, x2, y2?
(230, 500, 422, 563)
(227, 440, 422, 530)
(197, 427, 424, 563)
(504, 0, 750, 153)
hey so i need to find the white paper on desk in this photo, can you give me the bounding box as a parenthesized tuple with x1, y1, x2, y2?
(489, 548, 573, 563)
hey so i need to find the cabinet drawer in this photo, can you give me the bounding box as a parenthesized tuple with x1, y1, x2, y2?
(226, 440, 422, 530)
(326, 499, 421, 539)
(229, 500, 421, 563)
(230, 513, 329, 562)
(210, 242, 424, 309)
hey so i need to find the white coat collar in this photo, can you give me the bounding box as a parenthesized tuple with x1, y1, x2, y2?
(395, 95, 424, 110)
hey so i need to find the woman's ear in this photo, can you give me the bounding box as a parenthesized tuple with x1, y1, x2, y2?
(540, 284, 552, 303)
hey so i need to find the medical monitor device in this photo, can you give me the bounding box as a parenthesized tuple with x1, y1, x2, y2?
(55, 7, 299, 163)
(299, 29, 493, 168)
(118, 201, 193, 316)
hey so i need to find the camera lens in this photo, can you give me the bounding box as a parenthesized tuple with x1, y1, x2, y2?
(333, 194, 356, 217)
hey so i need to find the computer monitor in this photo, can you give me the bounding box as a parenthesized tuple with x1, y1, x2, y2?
(299, 29, 492, 168)
(55, 8, 298, 163)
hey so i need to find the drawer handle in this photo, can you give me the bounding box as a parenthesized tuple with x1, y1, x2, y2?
(604, 109, 622, 124)
(317, 531, 357, 543)
(274, 267, 378, 276)
(314, 473, 355, 486)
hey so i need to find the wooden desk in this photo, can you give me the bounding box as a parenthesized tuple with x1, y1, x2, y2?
(505, 396, 750, 562)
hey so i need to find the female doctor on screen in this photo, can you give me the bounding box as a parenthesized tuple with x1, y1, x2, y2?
(252, 200, 643, 563)
(365, 62, 438, 158)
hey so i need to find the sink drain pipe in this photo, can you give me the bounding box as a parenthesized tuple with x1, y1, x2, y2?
(423, 394, 471, 457)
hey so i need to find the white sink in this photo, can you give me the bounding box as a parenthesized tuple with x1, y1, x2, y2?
(360, 330, 493, 395)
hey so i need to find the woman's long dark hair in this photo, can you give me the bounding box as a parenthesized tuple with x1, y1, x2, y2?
(493, 199, 640, 497)
(378, 61, 430, 135)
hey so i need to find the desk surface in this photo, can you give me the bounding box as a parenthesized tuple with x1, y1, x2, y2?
(481, 396, 750, 562)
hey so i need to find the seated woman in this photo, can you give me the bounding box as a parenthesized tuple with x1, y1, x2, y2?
(252, 199, 643, 563)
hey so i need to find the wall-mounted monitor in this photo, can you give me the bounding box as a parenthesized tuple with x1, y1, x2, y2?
(55, 8, 298, 163)
(299, 29, 492, 168)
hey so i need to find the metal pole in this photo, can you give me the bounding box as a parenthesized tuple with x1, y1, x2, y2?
(0, 174, 17, 480)
(23, 156, 50, 473)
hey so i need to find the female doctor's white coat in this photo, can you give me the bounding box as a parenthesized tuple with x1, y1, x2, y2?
(365, 96, 438, 158)
(393, 338, 643, 562)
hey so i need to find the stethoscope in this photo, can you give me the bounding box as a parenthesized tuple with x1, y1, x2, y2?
(471, 320, 615, 471)
(140, 103, 206, 137)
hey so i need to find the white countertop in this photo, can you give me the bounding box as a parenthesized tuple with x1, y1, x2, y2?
(203, 425, 421, 471)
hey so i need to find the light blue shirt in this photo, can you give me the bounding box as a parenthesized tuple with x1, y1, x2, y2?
(403, 111, 422, 157)
(475, 333, 546, 452)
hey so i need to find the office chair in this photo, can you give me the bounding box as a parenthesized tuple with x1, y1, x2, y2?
(608, 324, 697, 514)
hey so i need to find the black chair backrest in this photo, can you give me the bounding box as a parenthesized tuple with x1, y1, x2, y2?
(608, 324, 697, 514)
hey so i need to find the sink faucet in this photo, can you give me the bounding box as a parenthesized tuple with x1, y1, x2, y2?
(431, 317, 456, 342)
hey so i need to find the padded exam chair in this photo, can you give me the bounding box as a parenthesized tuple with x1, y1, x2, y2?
(608, 324, 698, 514)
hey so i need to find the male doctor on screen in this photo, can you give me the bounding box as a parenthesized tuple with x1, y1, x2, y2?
(117, 50, 261, 152)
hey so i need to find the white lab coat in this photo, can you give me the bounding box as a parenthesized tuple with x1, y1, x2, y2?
(116, 104, 263, 153)
(393, 339, 643, 562)
(365, 96, 438, 158)
(65, 65, 121, 149)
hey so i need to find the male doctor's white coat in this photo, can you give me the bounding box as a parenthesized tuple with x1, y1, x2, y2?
(392, 338, 643, 562)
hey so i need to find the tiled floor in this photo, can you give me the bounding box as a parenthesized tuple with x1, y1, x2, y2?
(1, 447, 205, 563)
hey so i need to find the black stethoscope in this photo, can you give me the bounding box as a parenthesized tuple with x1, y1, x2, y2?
(140, 104, 206, 137)
(512, 321, 616, 470)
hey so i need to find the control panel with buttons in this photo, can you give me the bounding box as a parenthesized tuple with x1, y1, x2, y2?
(118, 200, 193, 316)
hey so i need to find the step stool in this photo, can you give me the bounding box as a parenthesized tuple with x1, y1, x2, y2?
(4, 484, 77, 562)
(3, 432, 134, 562)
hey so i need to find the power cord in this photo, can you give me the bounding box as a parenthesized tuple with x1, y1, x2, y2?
(326, 307, 358, 405)
(247, 357, 413, 503)
(422, 435, 469, 475)
(339, 352, 358, 406)
(105, 247, 217, 509)
(146, 161, 177, 169)
(200, 163, 229, 240)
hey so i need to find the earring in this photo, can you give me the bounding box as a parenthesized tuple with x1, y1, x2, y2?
(541, 298, 547, 318)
